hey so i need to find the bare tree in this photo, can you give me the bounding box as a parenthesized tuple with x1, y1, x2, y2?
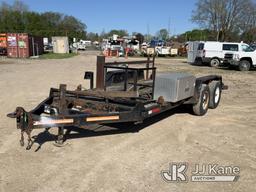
(239, 1, 256, 32)
(192, 0, 256, 41)
(12, 0, 28, 12)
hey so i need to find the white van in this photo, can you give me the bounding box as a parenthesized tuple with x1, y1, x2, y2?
(189, 41, 251, 67)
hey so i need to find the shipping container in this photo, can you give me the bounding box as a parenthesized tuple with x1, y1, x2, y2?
(52, 36, 69, 54)
(7, 33, 44, 58)
(0, 33, 7, 56)
(7, 33, 19, 58)
(29, 36, 44, 56)
(0, 33, 7, 47)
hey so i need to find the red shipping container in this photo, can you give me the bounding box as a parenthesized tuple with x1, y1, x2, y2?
(0, 33, 7, 47)
(0, 33, 7, 56)
(7, 33, 18, 58)
(7, 33, 44, 58)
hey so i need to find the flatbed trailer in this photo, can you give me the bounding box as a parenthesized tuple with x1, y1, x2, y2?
(7, 56, 228, 150)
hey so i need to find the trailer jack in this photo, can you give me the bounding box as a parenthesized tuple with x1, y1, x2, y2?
(7, 107, 73, 149)
(7, 107, 34, 150)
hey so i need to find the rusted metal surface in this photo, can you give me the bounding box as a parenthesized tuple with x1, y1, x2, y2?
(96, 56, 155, 89)
(7, 33, 30, 58)
(6, 59, 157, 149)
(0, 33, 7, 47)
(80, 89, 138, 98)
(56, 84, 67, 145)
(96, 56, 105, 89)
(7, 33, 44, 58)
(106, 60, 154, 65)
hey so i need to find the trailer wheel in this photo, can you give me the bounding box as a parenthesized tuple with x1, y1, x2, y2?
(193, 84, 210, 116)
(209, 81, 221, 109)
(210, 58, 220, 67)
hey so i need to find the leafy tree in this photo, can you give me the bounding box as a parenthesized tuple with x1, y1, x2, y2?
(132, 32, 144, 44)
(241, 28, 256, 43)
(176, 29, 216, 42)
(12, 0, 28, 12)
(107, 29, 128, 38)
(156, 29, 169, 41)
(87, 32, 100, 41)
(0, 1, 87, 39)
(144, 34, 153, 42)
(135, 33, 144, 44)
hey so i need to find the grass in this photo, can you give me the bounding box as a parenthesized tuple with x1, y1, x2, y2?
(39, 52, 78, 59)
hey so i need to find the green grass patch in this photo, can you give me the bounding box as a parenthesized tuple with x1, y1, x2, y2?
(39, 52, 78, 59)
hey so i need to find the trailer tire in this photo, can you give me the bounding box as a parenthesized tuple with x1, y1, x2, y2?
(238, 60, 251, 71)
(209, 81, 221, 109)
(193, 84, 210, 116)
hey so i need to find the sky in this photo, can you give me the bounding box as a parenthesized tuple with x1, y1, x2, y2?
(1, 0, 198, 35)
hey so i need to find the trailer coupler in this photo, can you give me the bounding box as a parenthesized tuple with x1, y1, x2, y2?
(7, 107, 34, 150)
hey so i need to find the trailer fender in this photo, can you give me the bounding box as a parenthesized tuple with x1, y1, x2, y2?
(196, 75, 228, 90)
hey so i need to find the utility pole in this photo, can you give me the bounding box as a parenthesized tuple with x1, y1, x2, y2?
(168, 17, 171, 39)
(147, 23, 150, 42)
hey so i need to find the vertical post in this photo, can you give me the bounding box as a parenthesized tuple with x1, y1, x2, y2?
(125, 48, 128, 59)
(151, 68, 156, 99)
(146, 56, 150, 80)
(153, 55, 155, 68)
(124, 67, 128, 91)
(59, 84, 67, 114)
(32, 37, 35, 57)
(16, 33, 19, 58)
(90, 73, 94, 90)
(57, 84, 67, 145)
(36, 43, 39, 56)
(96, 56, 105, 89)
(104, 67, 107, 91)
(133, 70, 138, 91)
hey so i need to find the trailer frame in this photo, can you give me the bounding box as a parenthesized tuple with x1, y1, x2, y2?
(7, 56, 227, 149)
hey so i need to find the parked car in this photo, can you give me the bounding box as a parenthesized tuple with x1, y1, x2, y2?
(72, 42, 86, 50)
(111, 45, 124, 57)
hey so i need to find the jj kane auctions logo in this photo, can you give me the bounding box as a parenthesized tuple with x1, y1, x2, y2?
(161, 163, 240, 182)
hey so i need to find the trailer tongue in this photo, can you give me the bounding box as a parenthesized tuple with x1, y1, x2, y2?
(7, 56, 228, 150)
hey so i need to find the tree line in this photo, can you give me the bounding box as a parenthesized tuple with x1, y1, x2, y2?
(0, 1, 86, 39)
(1, 0, 255, 43)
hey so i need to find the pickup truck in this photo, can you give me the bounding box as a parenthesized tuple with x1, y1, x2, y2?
(223, 44, 256, 71)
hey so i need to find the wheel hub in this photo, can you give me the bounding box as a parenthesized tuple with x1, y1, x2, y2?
(202, 92, 209, 110)
(215, 87, 220, 103)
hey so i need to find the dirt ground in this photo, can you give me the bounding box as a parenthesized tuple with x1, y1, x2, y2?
(0, 52, 255, 192)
